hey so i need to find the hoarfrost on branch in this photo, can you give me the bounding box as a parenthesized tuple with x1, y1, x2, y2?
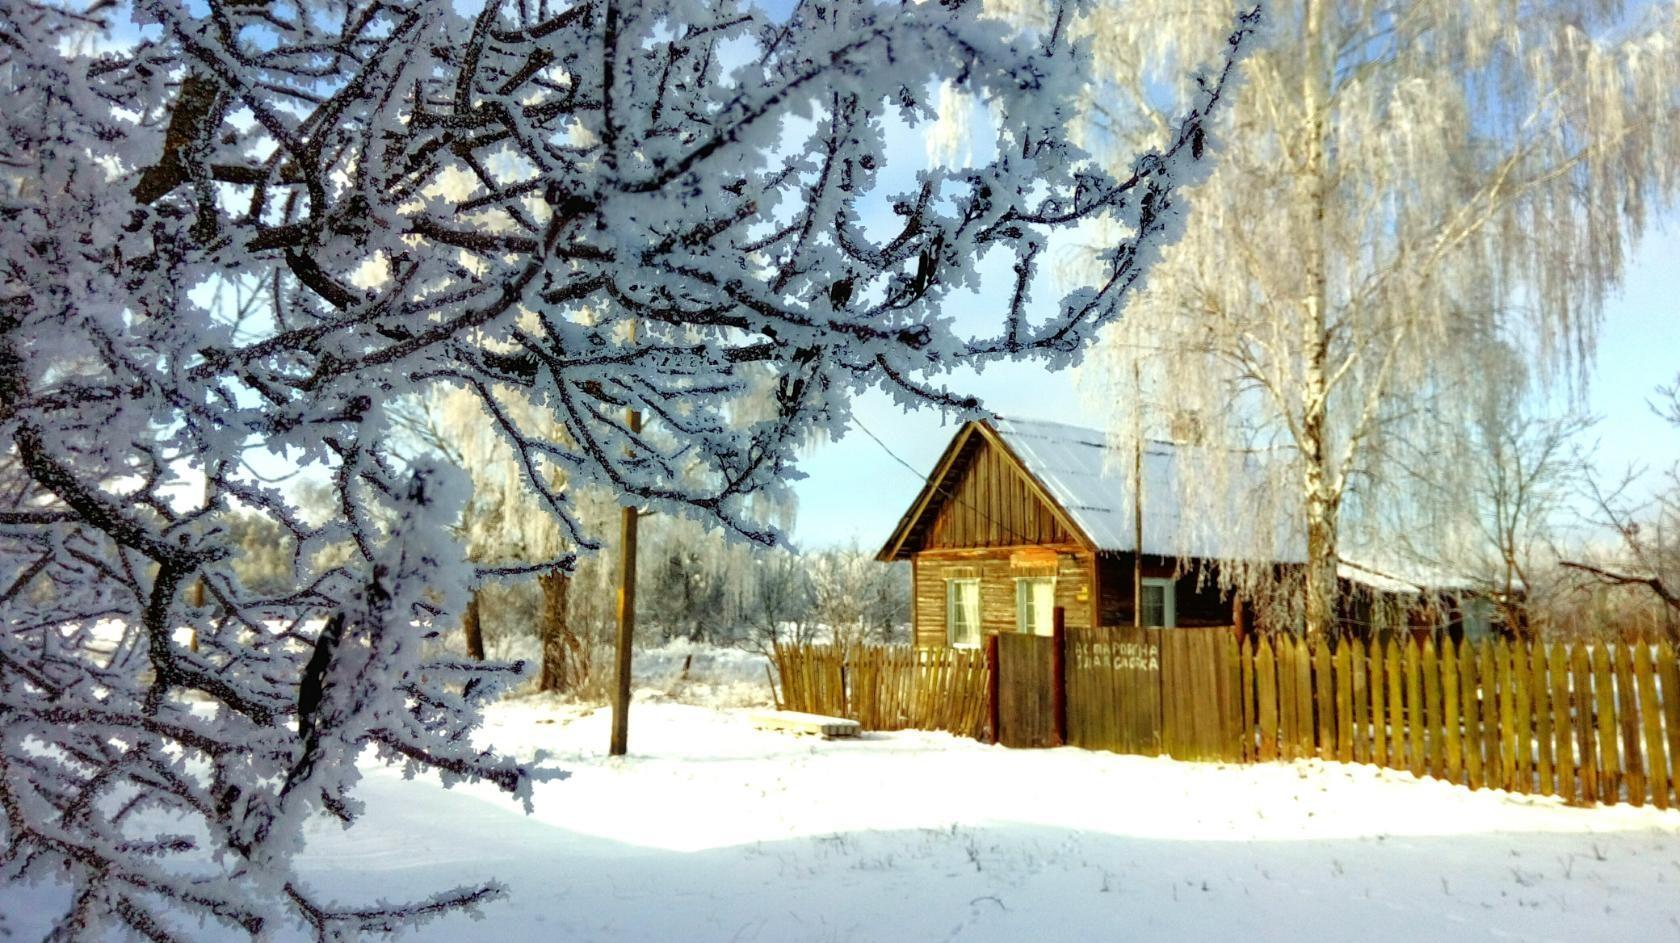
(0, 0, 1256, 937)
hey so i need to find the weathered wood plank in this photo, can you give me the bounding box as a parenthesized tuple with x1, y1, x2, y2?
(1315, 639, 1334, 759)
(1257, 638, 1278, 762)
(1335, 641, 1353, 763)
(1550, 643, 1574, 804)
(1387, 639, 1406, 771)
(1512, 641, 1533, 794)
(1497, 640, 1517, 791)
(1635, 644, 1668, 811)
(1593, 645, 1619, 803)
(1442, 639, 1462, 786)
(1283, 632, 1296, 756)
(1423, 639, 1441, 779)
(1480, 642, 1502, 791)
(1405, 640, 1424, 778)
(1660, 643, 1680, 808)
(1222, 630, 1245, 763)
(1461, 641, 1483, 790)
(1532, 642, 1553, 798)
(1352, 639, 1369, 764)
(1371, 638, 1389, 769)
(1573, 644, 1598, 804)
(1615, 645, 1645, 807)
(1241, 637, 1256, 762)
(754, 711, 861, 739)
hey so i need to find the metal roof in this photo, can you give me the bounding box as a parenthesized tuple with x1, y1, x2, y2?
(988, 416, 1305, 562)
(883, 416, 1471, 594)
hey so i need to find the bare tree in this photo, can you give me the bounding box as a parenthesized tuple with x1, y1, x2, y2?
(746, 549, 815, 651)
(808, 547, 909, 648)
(1066, 0, 1680, 635)
(1563, 374, 1680, 640)
(1386, 350, 1593, 638)
(0, 1, 1259, 935)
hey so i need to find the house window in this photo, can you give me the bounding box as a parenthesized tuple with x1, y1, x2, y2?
(1460, 597, 1494, 640)
(1016, 577, 1056, 636)
(1140, 577, 1177, 627)
(947, 579, 981, 647)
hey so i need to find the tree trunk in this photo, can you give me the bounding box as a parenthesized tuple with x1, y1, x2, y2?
(1302, 443, 1340, 639)
(538, 568, 578, 693)
(463, 591, 485, 661)
(1299, 0, 1338, 640)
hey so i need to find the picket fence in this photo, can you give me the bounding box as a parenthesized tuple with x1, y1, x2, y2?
(771, 630, 1680, 810)
(770, 641, 989, 740)
(1253, 634, 1680, 808)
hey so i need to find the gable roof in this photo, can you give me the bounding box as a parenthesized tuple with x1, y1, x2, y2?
(877, 415, 1303, 563)
(996, 416, 1309, 562)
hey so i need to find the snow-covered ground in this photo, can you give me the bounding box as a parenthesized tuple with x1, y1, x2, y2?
(9, 651, 1680, 941)
(283, 701, 1680, 942)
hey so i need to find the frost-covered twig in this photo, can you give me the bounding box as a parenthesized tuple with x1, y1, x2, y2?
(0, 0, 1258, 936)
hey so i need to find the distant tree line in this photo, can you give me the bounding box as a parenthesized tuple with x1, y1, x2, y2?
(472, 530, 909, 661)
(222, 503, 908, 662)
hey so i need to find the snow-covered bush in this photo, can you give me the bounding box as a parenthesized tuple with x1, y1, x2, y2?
(0, 0, 1257, 936)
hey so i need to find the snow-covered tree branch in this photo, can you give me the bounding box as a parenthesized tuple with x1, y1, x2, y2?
(1, 0, 1258, 936)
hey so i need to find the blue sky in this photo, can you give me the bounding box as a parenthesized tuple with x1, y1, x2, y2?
(789, 221, 1680, 551)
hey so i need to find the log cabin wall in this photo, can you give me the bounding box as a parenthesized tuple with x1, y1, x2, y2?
(1094, 552, 1235, 628)
(913, 547, 1094, 647)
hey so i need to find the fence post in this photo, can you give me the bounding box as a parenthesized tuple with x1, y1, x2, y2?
(986, 632, 1002, 745)
(1052, 608, 1068, 747)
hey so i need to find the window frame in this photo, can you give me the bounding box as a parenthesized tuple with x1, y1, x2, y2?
(946, 578, 982, 648)
(1140, 576, 1178, 628)
(1014, 575, 1057, 637)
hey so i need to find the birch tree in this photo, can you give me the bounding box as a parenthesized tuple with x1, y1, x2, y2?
(1075, 0, 1680, 635)
(0, 0, 1259, 935)
(394, 385, 619, 687)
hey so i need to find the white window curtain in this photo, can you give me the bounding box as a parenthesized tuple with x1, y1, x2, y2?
(1015, 577, 1056, 636)
(947, 579, 981, 647)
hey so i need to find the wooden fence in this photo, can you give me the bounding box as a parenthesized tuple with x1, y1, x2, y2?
(770, 641, 989, 740)
(771, 630, 1680, 810)
(1249, 635, 1680, 809)
(1064, 626, 1251, 760)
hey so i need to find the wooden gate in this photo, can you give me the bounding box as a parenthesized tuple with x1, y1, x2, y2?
(1066, 626, 1161, 755)
(995, 633, 1058, 748)
(1158, 628, 1246, 761)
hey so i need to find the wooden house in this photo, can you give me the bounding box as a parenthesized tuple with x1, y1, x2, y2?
(877, 417, 1491, 647)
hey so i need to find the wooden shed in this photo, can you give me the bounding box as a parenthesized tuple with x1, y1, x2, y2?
(876, 417, 1495, 647)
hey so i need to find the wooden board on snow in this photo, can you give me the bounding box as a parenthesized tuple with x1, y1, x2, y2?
(753, 711, 861, 739)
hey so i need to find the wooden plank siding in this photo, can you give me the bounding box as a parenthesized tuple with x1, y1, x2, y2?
(1094, 553, 1237, 629)
(919, 434, 1076, 550)
(912, 548, 1093, 648)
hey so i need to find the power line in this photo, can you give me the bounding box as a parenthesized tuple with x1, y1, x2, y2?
(852, 415, 1047, 549)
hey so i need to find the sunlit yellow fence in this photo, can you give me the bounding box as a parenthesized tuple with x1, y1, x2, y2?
(1249, 635, 1680, 808)
(770, 642, 989, 741)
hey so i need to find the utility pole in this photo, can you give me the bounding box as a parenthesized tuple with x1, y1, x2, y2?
(609, 322, 641, 757)
(1132, 360, 1144, 629)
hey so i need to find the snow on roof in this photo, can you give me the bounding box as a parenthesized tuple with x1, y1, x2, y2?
(987, 416, 1305, 562)
(973, 417, 1479, 593)
(1337, 557, 1483, 595)
(1336, 559, 1422, 594)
